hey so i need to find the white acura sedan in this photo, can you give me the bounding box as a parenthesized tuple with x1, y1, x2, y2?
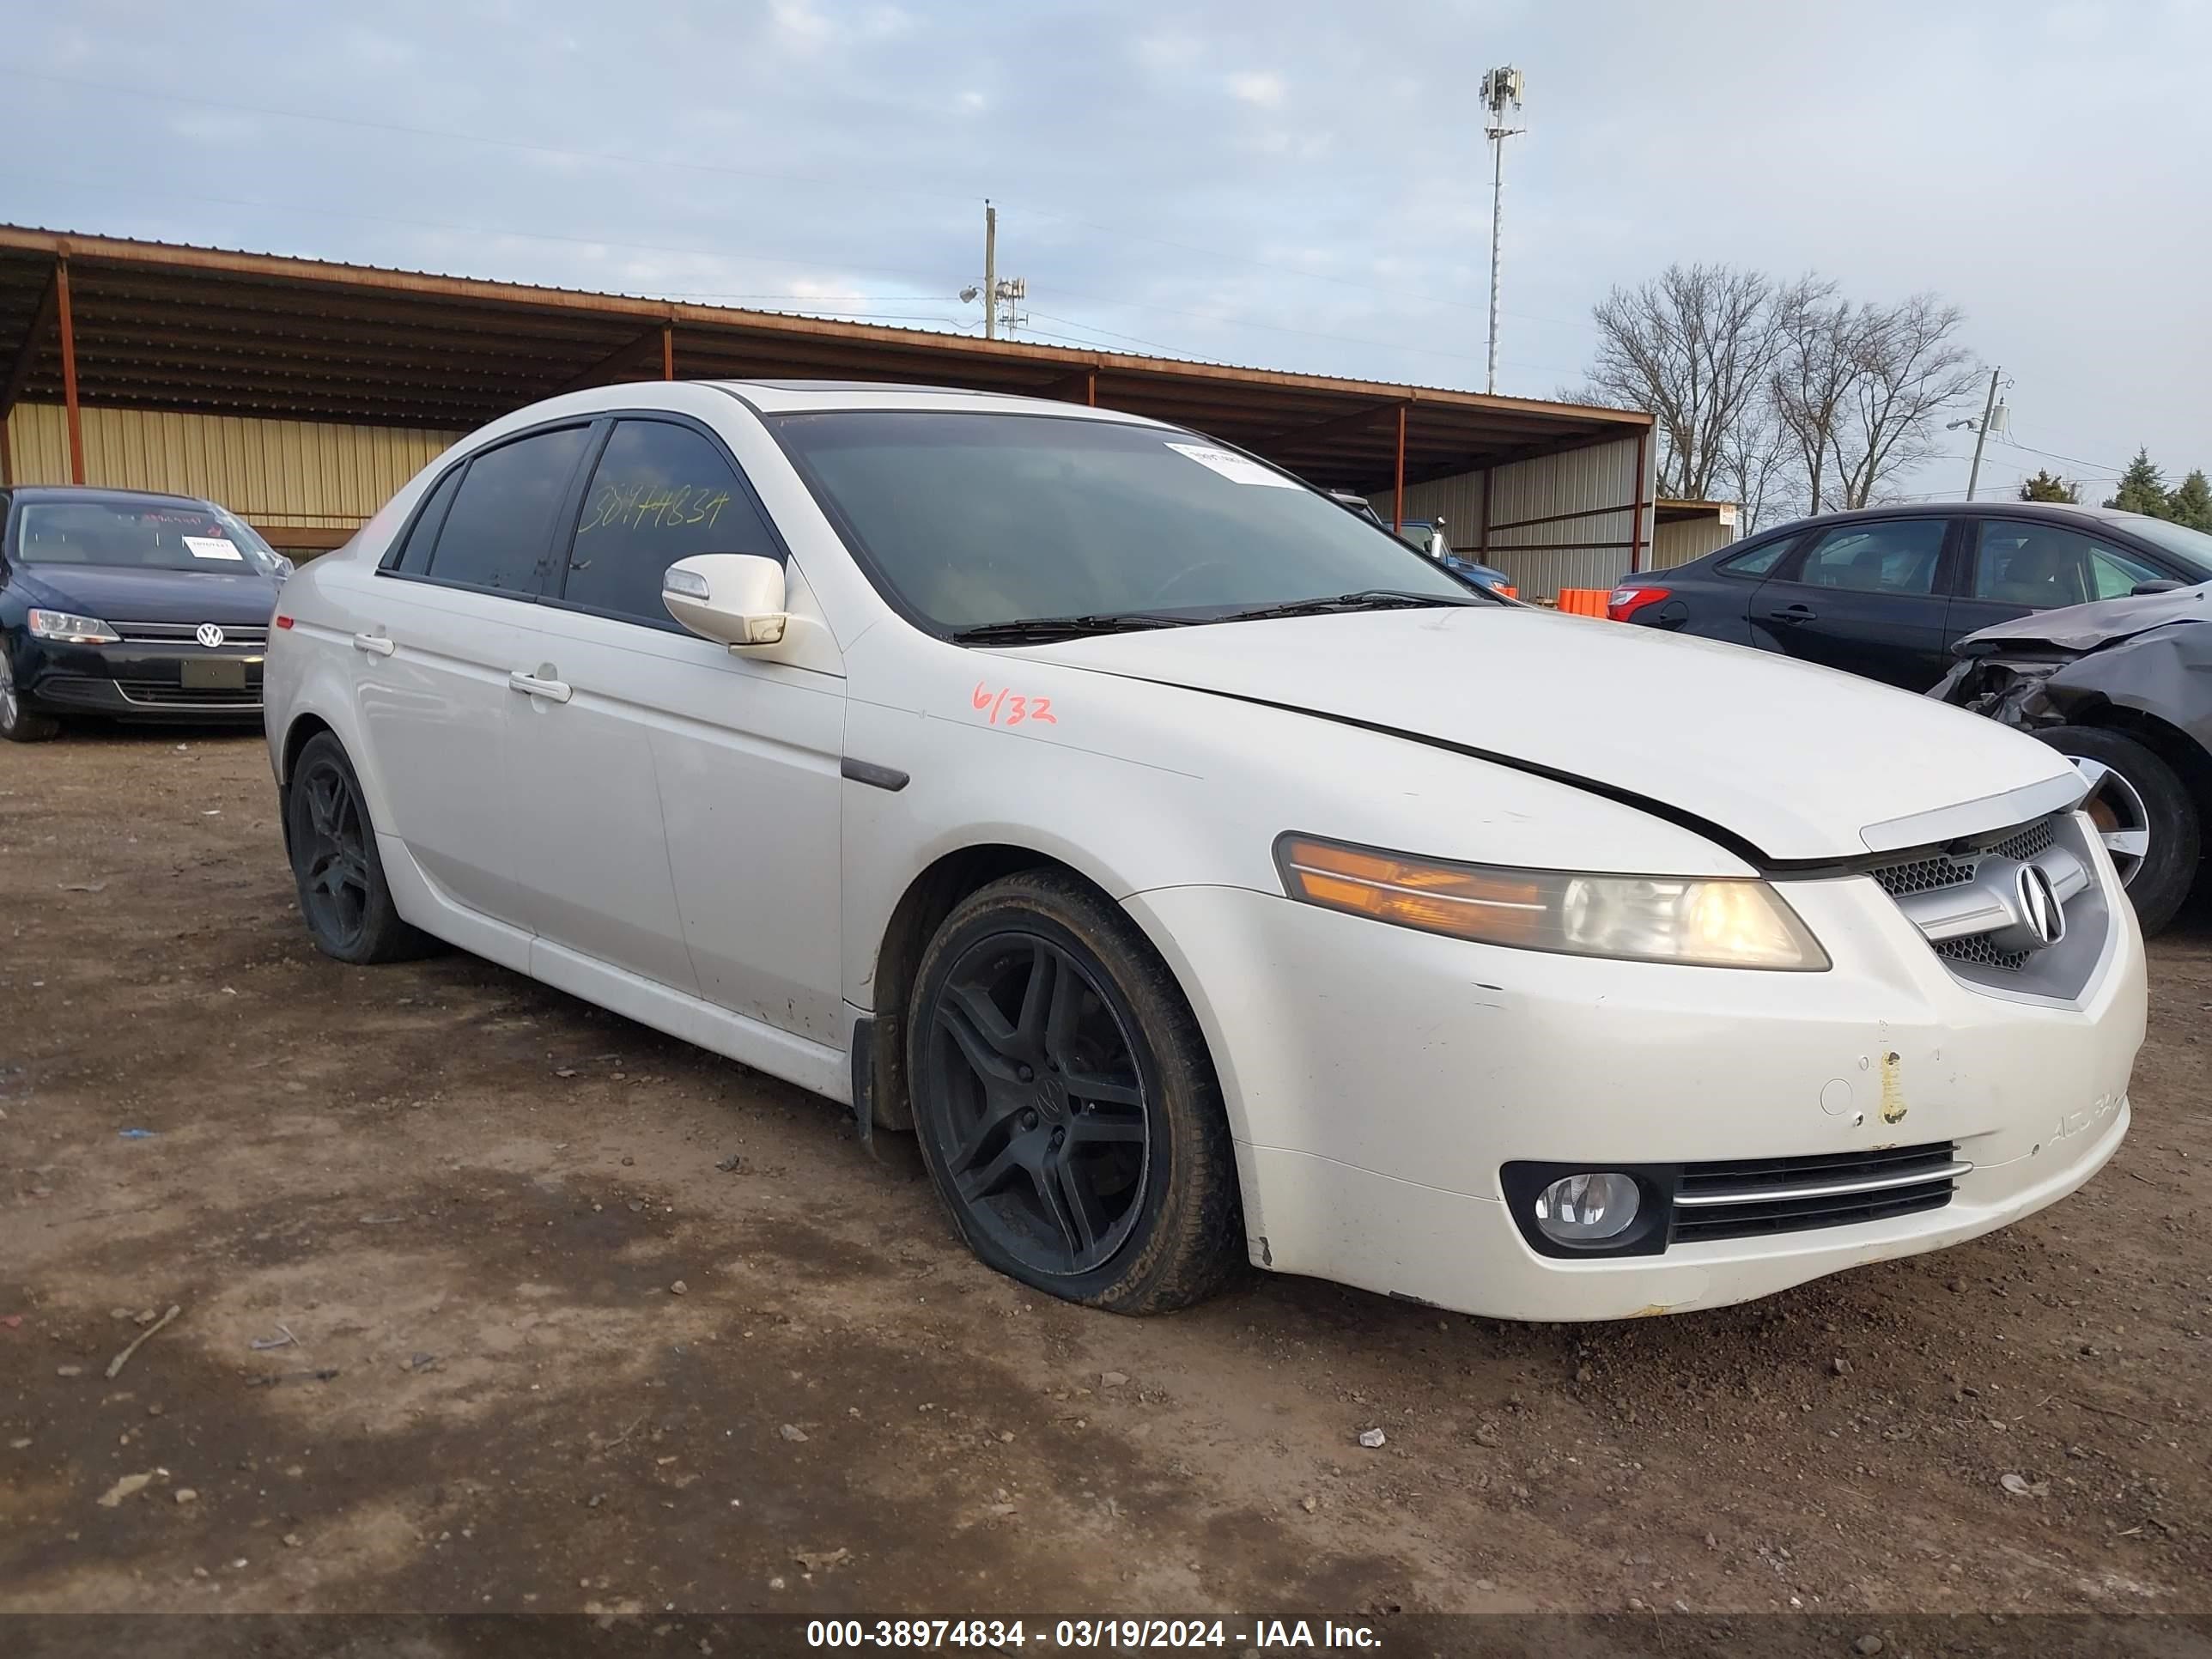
(264, 381, 2145, 1321)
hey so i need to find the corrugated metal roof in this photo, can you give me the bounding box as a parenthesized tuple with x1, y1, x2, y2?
(0, 225, 1648, 492)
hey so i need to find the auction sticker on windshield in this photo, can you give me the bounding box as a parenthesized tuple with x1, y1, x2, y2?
(182, 536, 245, 561)
(1164, 441, 1299, 489)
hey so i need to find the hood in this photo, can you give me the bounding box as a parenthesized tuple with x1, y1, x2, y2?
(1958, 581, 2212, 656)
(14, 562, 282, 625)
(1016, 606, 2081, 862)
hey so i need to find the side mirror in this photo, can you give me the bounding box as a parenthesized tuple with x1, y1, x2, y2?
(2130, 580, 2185, 597)
(274, 556, 297, 580)
(662, 553, 788, 647)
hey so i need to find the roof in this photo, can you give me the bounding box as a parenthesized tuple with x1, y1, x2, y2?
(1760, 500, 2133, 532)
(0, 226, 1649, 494)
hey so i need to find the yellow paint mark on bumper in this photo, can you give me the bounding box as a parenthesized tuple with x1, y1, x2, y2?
(1879, 1049, 1907, 1125)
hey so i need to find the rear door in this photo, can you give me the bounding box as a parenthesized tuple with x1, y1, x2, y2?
(1948, 516, 2179, 644)
(1749, 517, 1958, 690)
(355, 423, 593, 952)
(1655, 533, 1799, 643)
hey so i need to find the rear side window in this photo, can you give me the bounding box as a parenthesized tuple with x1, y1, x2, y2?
(425, 426, 593, 593)
(559, 420, 776, 623)
(1790, 520, 1946, 596)
(389, 465, 464, 574)
(1718, 538, 1791, 576)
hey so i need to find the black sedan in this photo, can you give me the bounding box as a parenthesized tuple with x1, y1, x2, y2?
(1607, 501, 2212, 692)
(1, 486, 293, 742)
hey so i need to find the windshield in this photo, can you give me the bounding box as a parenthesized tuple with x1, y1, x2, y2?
(2116, 514, 2212, 574)
(769, 410, 1475, 633)
(14, 500, 285, 575)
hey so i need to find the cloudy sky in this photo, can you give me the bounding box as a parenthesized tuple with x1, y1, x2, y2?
(3, 0, 2207, 499)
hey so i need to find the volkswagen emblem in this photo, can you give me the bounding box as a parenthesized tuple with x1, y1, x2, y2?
(195, 623, 226, 649)
(2015, 863, 2065, 948)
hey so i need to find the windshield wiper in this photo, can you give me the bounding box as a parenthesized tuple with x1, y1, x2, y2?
(1217, 588, 1478, 623)
(950, 612, 1199, 645)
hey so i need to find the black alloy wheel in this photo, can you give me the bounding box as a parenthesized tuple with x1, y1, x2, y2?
(907, 871, 1243, 1313)
(283, 732, 435, 964)
(927, 932, 1151, 1275)
(295, 754, 373, 951)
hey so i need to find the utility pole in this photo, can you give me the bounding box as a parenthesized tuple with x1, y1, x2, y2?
(1965, 366, 2000, 501)
(961, 202, 1027, 338)
(983, 200, 998, 342)
(1479, 66, 1526, 397)
(1948, 368, 2009, 500)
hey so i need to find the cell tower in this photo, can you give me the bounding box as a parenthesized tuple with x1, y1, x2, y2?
(1480, 66, 1527, 397)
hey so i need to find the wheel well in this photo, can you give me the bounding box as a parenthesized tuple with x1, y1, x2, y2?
(864, 844, 1088, 1132)
(279, 713, 335, 787)
(2070, 702, 2212, 831)
(273, 714, 337, 854)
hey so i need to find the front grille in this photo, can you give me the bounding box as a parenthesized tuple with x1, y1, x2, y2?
(1873, 854, 1974, 898)
(1671, 1140, 1964, 1245)
(112, 621, 269, 647)
(1990, 817, 2056, 863)
(113, 680, 263, 708)
(1935, 933, 2033, 973)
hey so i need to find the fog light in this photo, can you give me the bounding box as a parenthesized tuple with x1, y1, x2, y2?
(1534, 1172, 1640, 1244)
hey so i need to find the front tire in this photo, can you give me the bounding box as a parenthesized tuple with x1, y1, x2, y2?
(285, 732, 436, 963)
(2038, 726, 2199, 937)
(0, 651, 60, 743)
(905, 869, 1243, 1315)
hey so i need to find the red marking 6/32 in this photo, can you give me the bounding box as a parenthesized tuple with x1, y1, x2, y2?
(971, 683, 1057, 726)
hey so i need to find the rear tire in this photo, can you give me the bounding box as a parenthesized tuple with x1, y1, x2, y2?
(0, 652, 60, 743)
(2038, 726, 2198, 937)
(285, 732, 438, 963)
(905, 869, 1244, 1315)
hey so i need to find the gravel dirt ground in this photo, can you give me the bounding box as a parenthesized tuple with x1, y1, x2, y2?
(3, 730, 2208, 1644)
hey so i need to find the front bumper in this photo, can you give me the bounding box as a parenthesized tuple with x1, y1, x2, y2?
(1125, 839, 2145, 1322)
(18, 638, 265, 721)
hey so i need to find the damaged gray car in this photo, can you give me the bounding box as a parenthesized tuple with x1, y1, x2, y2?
(1936, 566, 2212, 934)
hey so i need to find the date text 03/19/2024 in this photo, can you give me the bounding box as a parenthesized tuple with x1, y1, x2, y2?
(804, 1620, 1382, 1649)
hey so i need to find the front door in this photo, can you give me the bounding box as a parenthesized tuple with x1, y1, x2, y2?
(354, 423, 593, 946)
(523, 416, 848, 1042)
(1751, 517, 1957, 691)
(1948, 517, 2177, 643)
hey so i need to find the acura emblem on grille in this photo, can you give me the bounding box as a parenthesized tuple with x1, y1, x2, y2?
(2015, 863, 2064, 948)
(195, 623, 226, 649)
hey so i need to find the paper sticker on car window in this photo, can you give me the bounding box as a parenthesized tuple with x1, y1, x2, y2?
(1164, 442, 1300, 489)
(183, 536, 245, 562)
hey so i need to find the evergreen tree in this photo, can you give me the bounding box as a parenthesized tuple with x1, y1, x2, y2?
(2170, 469, 2212, 533)
(2018, 469, 2079, 503)
(2105, 448, 2170, 517)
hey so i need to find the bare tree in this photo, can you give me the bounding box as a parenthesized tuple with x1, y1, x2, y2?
(1769, 284, 1860, 514)
(1828, 295, 1982, 507)
(1574, 264, 1792, 502)
(1716, 409, 1798, 534)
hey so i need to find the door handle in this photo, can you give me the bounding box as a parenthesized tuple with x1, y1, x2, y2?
(351, 632, 396, 657)
(1766, 605, 1816, 624)
(507, 670, 573, 705)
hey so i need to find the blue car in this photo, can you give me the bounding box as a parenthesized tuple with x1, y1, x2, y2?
(0, 486, 292, 741)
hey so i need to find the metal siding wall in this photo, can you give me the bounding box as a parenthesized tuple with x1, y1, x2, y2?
(3, 404, 461, 532)
(1378, 435, 1654, 603)
(1650, 515, 1739, 570)
(1364, 471, 1486, 543)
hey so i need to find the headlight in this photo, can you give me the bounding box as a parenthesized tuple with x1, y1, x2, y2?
(26, 609, 120, 644)
(1274, 834, 1828, 970)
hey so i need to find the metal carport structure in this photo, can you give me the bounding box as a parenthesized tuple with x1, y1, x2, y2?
(0, 226, 1650, 584)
